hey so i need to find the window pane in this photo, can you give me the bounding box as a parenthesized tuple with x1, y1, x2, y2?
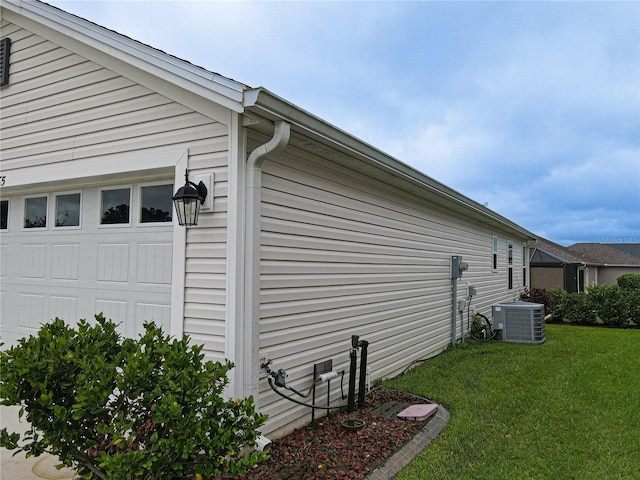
(101, 188, 130, 224)
(56, 193, 81, 227)
(24, 196, 47, 228)
(0, 200, 7, 230)
(141, 184, 173, 223)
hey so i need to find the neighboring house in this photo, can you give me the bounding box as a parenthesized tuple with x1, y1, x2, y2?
(529, 237, 597, 292)
(0, 0, 536, 436)
(603, 243, 640, 260)
(530, 239, 640, 292)
(567, 243, 640, 286)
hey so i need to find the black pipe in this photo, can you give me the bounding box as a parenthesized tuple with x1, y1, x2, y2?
(357, 340, 369, 408)
(347, 335, 359, 412)
(268, 377, 349, 411)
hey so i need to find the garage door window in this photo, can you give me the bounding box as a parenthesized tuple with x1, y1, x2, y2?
(101, 188, 130, 225)
(1, 199, 8, 230)
(0, 200, 9, 230)
(141, 184, 173, 223)
(24, 196, 47, 228)
(55, 193, 81, 227)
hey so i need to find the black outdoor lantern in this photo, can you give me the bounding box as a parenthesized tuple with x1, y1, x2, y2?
(172, 169, 208, 226)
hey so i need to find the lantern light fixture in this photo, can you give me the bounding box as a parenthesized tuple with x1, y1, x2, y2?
(172, 169, 208, 226)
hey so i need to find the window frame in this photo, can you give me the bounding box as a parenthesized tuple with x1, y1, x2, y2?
(99, 186, 132, 227)
(507, 240, 513, 290)
(522, 244, 528, 287)
(138, 181, 174, 225)
(0, 198, 9, 231)
(23, 194, 49, 230)
(54, 191, 82, 229)
(492, 235, 498, 271)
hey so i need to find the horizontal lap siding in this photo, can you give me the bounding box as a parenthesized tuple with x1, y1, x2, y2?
(258, 146, 520, 434)
(0, 23, 230, 361)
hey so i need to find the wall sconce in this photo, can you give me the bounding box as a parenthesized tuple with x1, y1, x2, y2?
(172, 169, 208, 226)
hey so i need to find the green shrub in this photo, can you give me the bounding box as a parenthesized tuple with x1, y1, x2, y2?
(549, 288, 597, 324)
(617, 273, 640, 291)
(548, 287, 570, 321)
(0, 315, 268, 480)
(624, 288, 640, 325)
(565, 291, 598, 324)
(587, 284, 628, 327)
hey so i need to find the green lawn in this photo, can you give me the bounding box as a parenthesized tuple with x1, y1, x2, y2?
(384, 325, 640, 479)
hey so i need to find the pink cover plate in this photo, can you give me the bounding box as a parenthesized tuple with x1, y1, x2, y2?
(397, 403, 438, 421)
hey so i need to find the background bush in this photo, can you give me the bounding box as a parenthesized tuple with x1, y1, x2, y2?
(0, 315, 267, 480)
(547, 279, 638, 327)
(617, 272, 640, 291)
(519, 287, 553, 311)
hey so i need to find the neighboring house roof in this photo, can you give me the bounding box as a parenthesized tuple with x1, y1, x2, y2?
(607, 243, 640, 260)
(0, 0, 537, 242)
(567, 243, 640, 266)
(530, 237, 589, 266)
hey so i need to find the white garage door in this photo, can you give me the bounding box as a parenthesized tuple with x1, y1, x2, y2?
(0, 180, 174, 347)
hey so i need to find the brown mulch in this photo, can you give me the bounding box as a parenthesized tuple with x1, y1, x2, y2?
(217, 388, 431, 480)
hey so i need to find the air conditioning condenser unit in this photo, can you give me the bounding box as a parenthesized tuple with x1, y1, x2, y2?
(491, 301, 546, 344)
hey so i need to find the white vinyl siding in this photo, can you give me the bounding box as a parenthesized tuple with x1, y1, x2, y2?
(0, 23, 231, 360)
(256, 144, 529, 434)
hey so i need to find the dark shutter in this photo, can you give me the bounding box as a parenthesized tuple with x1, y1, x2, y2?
(1, 38, 11, 87)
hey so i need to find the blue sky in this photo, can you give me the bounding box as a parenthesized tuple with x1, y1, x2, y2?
(48, 0, 640, 246)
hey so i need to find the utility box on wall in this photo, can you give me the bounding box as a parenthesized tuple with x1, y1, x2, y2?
(451, 255, 469, 279)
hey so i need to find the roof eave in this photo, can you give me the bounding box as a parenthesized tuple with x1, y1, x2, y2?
(244, 88, 536, 240)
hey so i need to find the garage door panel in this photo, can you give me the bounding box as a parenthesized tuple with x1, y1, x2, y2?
(51, 244, 80, 280)
(96, 299, 128, 332)
(19, 293, 44, 330)
(21, 244, 47, 278)
(97, 243, 130, 282)
(135, 302, 171, 336)
(137, 243, 172, 284)
(0, 245, 7, 278)
(50, 295, 78, 322)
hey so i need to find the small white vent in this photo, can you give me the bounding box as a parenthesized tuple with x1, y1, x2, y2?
(492, 301, 545, 344)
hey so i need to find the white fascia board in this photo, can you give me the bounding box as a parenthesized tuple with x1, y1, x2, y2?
(0, 148, 186, 195)
(243, 87, 537, 241)
(2, 0, 245, 122)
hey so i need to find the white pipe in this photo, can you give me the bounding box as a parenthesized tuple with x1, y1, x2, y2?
(243, 121, 291, 401)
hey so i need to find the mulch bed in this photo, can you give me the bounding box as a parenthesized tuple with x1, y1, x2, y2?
(216, 388, 430, 480)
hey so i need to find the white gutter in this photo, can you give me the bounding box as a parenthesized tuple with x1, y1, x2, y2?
(243, 88, 536, 241)
(243, 120, 291, 401)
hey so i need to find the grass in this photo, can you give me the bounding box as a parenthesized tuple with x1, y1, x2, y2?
(384, 325, 640, 480)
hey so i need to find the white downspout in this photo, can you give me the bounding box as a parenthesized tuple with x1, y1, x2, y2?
(243, 120, 291, 401)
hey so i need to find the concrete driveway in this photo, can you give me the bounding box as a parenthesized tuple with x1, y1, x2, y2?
(1, 405, 77, 479)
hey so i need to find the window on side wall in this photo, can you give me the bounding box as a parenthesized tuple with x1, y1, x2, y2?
(507, 240, 513, 290)
(101, 187, 131, 225)
(24, 195, 47, 229)
(522, 245, 528, 287)
(492, 235, 498, 271)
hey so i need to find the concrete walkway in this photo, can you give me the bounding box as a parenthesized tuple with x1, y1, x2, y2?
(1, 405, 77, 479)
